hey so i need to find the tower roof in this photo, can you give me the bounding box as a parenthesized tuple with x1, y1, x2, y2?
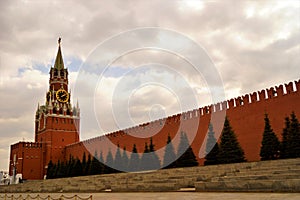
(53, 37, 64, 70)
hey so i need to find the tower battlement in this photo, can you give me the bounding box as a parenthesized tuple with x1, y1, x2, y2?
(11, 142, 43, 150)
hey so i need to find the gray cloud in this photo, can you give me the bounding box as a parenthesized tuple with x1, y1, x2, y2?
(0, 0, 299, 171)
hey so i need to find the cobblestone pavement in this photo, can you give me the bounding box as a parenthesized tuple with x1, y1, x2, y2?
(1, 193, 300, 200)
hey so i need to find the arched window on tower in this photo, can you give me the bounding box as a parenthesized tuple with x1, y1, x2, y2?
(60, 70, 64, 78)
(54, 69, 58, 77)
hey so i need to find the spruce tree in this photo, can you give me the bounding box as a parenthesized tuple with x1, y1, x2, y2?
(280, 117, 290, 159)
(46, 160, 54, 179)
(139, 142, 150, 171)
(86, 154, 92, 175)
(113, 145, 122, 172)
(149, 138, 161, 170)
(51, 163, 57, 178)
(260, 114, 280, 160)
(89, 152, 103, 175)
(62, 161, 67, 177)
(128, 144, 140, 172)
(106, 150, 114, 167)
(94, 150, 98, 160)
(71, 158, 83, 177)
(204, 123, 220, 165)
(121, 147, 129, 172)
(219, 117, 245, 164)
(66, 155, 75, 177)
(162, 134, 177, 169)
(54, 160, 61, 178)
(105, 150, 115, 174)
(177, 132, 189, 157)
(175, 132, 198, 168)
(82, 152, 87, 175)
(286, 112, 300, 158)
(57, 161, 67, 178)
(99, 151, 104, 163)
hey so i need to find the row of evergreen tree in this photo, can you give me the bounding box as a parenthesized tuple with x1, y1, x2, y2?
(47, 132, 199, 179)
(47, 112, 300, 179)
(47, 115, 247, 179)
(260, 112, 300, 160)
(204, 117, 246, 165)
(204, 112, 300, 165)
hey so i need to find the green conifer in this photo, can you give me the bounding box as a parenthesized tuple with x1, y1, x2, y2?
(113, 145, 122, 172)
(66, 155, 75, 177)
(54, 160, 61, 178)
(149, 138, 161, 170)
(204, 123, 220, 165)
(280, 117, 290, 159)
(219, 117, 246, 163)
(139, 142, 150, 171)
(58, 161, 67, 178)
(105, 149, 115, 174)
(286, 112, 300, 158)
(121, 147, 129, 172)
(71, 158, 83, 177)
(128, 144, 140, 172)
(46, 160, 54, 179)
(86, 154, 92, 175)
(99, 151, 104, 163)
(175, 132, 198, 167)
(51, 163, 57, 178)
(260, 114, 280, 160)
(82, 152, 87, 175)
(162, 134, 177, 169)
(89, 151, 103, 175)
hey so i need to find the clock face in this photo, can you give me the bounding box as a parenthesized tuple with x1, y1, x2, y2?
(56, 89, 69, 103)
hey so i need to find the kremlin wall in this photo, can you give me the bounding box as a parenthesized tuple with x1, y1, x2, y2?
(8, 39, 300, 180)
(65, 79, 300, 167)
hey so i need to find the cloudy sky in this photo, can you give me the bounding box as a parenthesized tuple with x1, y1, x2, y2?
(0, 0, 299, 171)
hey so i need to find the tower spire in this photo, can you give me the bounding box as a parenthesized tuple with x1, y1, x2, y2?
(54, 37, 64, 70)
(76, 99, 79, 109)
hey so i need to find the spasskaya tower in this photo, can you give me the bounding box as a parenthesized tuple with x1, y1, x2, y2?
(9, 38, 80, 180)
(35, 37, 80, 163)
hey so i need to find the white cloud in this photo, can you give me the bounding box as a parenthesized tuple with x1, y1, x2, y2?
(0, 0, 299, 171)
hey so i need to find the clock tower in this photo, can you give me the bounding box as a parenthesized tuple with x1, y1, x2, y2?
(9, 38, 80, 180)
(35, 38, 80, 172)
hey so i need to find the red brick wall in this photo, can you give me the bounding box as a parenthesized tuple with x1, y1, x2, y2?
(11, 80, 299, 180)
(10, 115, 80, 180)
(65, 80, 300, 166)
(9, 142, 44, 180)
(36, 115, 80, 175)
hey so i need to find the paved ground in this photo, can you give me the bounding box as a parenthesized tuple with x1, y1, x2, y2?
(1, 193, 300, 200)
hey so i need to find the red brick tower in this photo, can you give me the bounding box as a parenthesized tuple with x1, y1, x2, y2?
(9, 38, 80, 180)
(35, 38, 80, 174)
